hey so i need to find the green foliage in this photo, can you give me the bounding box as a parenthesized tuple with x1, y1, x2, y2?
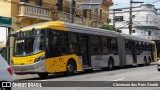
(100, 23, 115, 31)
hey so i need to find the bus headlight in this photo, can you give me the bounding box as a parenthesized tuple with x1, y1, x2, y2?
(34, 55, 45, 63)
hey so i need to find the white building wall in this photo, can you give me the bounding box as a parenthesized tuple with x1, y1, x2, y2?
(109, 4, 160, 40)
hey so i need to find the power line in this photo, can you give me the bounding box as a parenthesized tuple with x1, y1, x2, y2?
(116, 3, 129, 5)
(133, 0, 160, 16)
(117, 23, 129, 29)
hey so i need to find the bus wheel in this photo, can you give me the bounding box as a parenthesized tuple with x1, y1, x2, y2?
(144, 57, 147, 66)
(38, 73, 48, 78)
(147, 57, 151, 65)
(108, 59, 114, 70)
(65, 60, 75, 76)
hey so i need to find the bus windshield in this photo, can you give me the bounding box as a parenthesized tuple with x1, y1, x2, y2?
(14, 35, 44, 56)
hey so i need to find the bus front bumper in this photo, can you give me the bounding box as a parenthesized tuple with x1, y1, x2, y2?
(12, 61, 46, 74)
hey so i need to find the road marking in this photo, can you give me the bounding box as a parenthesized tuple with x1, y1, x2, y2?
(112, 78, 125, 81)
(39, 80, 48, 81)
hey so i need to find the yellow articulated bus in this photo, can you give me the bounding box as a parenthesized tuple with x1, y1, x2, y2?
(12, 21, 157, 78)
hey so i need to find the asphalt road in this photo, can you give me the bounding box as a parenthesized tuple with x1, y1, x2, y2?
(13, 64, 160, 90)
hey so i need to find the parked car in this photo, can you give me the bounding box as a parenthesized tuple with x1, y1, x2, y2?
(0, 54, 14, 90)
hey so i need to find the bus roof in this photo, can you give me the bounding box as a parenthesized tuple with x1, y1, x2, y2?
(17, 21, 119, 37)
(65, 22, 119, 37)
(17, 21, 67, 32)
(17, 21, 152, 43)
(120, 33, 153, 43)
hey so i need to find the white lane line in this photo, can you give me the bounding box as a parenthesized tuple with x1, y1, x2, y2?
(112, 78, 125, 81)
(39, 80, 48, 81)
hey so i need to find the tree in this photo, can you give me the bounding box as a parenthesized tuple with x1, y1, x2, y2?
(100, 23, 115, 31)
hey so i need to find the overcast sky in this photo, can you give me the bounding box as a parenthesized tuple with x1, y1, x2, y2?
(111, 0, 160, 9)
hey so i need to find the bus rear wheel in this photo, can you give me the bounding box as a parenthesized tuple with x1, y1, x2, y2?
(108, 59, 114, 70)
(144, 57, 147, 66)
(65, 60, 75, 76)
(38, 73, 48, 78)
(147, 57, 151, 65)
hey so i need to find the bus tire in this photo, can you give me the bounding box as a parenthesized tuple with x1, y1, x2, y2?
(65, 60, 75, 76)
(158, 69, 160, 71)
(108, 58, 114, 70)
(144, 57, 147, 66)
(147, 57, 151, 65)
(38, 73, 48, 78)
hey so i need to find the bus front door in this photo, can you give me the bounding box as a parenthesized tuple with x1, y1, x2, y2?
(80, 36, 91, 68)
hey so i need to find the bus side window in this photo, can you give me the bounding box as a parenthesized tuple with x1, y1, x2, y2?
(68, 33, 78, 54)
(61, 32, 68, 54)
(90, 36, 100, 55)
(46, 31, 64, 57)
(100, 37, 109, 54)
(125, 39, 131, 55)
(111, 37, 118, 54)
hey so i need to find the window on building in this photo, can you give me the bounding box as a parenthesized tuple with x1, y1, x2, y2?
(93, 9, 98, 20)
(56, 0, 63, 11)
(99, 9, 102, 20)
(35, 0, 42, 6)
(117, 30, 122, 33)
(89, 10, 92, 20)
(146, 14, 151, 24)
(108, 19, 111, 23)
(115, 16, 123, 22)
(83, 10, 87, 18)
(148, 31, 151, 36)
(21, 0, 29, 3)
(132, 30, 136, 33)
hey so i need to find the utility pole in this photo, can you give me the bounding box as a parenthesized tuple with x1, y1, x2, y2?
(70, 0, 75, 23)
(113, 10, 116, 30)
(129, 0, 132, 35)
(129, 0, 143, 34)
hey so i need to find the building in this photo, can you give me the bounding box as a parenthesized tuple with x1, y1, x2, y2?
(0, 0, 113, 31)
(0, 0, 112, 63)
(109, 4, 160, 56)
(109, 4, 160, 39)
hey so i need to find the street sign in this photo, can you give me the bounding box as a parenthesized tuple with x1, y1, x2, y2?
(0, 16, 12, 27)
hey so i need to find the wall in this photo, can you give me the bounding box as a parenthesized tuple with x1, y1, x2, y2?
(109, 4, 160, 40)
(0, 1, 11, 17)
